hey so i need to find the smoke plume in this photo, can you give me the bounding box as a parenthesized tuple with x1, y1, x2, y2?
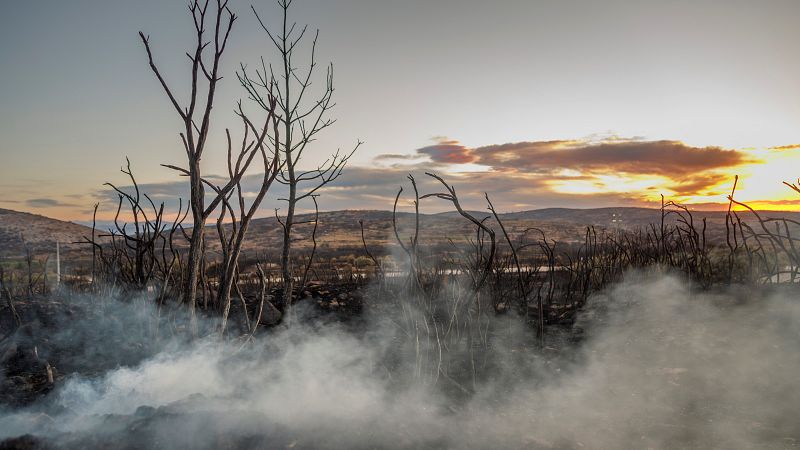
(1, 272, 799, 449)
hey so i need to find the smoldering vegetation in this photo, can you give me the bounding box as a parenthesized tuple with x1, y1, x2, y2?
(1, 272, 799, 449)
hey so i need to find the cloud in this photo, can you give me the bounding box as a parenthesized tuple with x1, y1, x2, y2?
(734, 198, 800, 208)
(666, 175, 726, 196)
(416, 139, 475, 164)
(324, 167, 650, 212)
(396, 138, 752, 178)
(93, 165, 650, 219)
(363, 137, 761, 203)
(88, 136, 786, 220)
(471, 139, 752, 177)
(769, 144, 800, 151)
(26, 198, 78, 208)
(372, 153, 422, 161)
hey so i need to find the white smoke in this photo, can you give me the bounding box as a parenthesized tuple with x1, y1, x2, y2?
(1, 271, 799, 449)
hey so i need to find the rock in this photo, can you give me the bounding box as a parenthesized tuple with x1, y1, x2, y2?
(134, 405, 157, 417)
(258, 300, 282, 326)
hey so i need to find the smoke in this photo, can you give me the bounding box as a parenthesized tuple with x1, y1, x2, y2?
(1, 272, 799, 449)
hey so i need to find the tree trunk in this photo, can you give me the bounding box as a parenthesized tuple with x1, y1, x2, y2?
(186, 161, 205, 331)
(281, 189, 295, 321)
(219, 231, 248, 334)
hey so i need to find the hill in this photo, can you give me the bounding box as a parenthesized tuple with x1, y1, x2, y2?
(0, 208, 95, 257)
(213, 206, 800, 261)
(3, 206, 799, 262)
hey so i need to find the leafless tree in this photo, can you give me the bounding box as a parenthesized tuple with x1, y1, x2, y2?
(239, 0, 361, 320)
(729, 179, 800, 282)
(392, 175, 422, 295)
(139, 1, 269, 323)
(214, 99, 281, 334)
(421, 173, 496, 293)
(104, 158, 168, 288)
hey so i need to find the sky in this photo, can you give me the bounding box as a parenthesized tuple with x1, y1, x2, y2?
(1, 0, 799, 222)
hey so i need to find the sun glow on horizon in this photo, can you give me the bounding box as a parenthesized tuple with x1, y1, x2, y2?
(529, 144, 800, 211)
(5, 139, 798, 223)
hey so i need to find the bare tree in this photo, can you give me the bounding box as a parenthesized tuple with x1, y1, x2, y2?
(139, 1, 265, 322)
(215, 99, 281, 334)
(729, 179, 800, 281)
(239, 0, 361, 318)
(104, 158, 168, 289)
(421, 173, 496, 293)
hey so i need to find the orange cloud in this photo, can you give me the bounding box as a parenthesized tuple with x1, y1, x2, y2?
(472, 140, 753, 178)
(667, 175, 727, 197)
(416, 140, 476, 164)
(769, 144, 800, 151)
(397, 138, 756, 200)
(408, 139, 753, 180)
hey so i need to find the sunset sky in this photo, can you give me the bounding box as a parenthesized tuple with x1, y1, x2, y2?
(1, 0, 799, 222)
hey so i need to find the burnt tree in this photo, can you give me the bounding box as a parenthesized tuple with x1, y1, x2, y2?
(239, 0, 361, 320)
